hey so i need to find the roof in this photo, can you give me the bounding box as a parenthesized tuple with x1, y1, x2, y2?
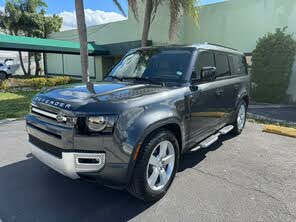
(194, 43, 244, 55)
(130, 43, 244, 56)
(0, 34, 109, 55)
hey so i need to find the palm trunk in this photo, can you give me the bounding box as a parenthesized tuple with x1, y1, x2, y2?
(28, 52, 32, 76)
(75, 0, 89, 83)
(18, 51, 28, 76)
(141, 0, 153, 47)
(34, 53, 41, 76)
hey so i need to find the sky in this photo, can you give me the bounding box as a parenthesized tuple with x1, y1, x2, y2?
(0, 0, 225, 30)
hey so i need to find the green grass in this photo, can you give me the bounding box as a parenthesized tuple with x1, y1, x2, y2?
(0, 91, 38, 120)
(247, 118, 296, 129)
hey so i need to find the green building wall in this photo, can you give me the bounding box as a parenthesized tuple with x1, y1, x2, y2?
(184, 0, 296, 53)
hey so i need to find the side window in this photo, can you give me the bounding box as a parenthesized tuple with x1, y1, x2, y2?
(215, 53, 230, 78)
(229, 55, 247, 76)
(192, 51, 215, 80)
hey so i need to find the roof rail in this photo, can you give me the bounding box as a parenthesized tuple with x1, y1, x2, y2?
(204, 42, 238, 51)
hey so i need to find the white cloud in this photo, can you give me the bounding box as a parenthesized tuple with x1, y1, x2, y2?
(59, 9, 126, 31)
(0, 6, 4, 12)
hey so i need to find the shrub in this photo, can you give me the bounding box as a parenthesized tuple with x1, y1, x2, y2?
(0, 76, 71, 90)
(251, 27, 296, 103)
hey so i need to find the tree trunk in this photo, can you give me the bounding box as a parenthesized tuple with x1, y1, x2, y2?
(141, 0, 153, 47)
(34, 53, 41, 76)
(18, 51, 28, 76)
(28, 52, 32, 76)
(75, 0, 89, 83)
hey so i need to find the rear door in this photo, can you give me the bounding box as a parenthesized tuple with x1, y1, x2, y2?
(228, 54, 249, 110)
(213, 52, 234, 120)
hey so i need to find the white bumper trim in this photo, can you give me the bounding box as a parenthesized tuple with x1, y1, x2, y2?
(30, 143, 105, 179)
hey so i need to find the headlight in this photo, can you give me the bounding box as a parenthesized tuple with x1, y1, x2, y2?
(86, 116, 108, 132)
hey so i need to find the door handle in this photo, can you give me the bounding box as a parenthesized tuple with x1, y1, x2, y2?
(216, 89, 223, 96)
(234, 84, 240, 90)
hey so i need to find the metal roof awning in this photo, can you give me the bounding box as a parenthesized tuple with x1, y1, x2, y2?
(0, 34, 109, 55)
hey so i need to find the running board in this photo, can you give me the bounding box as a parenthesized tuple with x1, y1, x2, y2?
(190, 125, 233, 152)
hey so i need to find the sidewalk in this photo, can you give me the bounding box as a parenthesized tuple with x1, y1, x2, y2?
(248, 103, 296, 126)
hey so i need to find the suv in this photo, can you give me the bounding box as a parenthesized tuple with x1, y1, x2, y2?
(26, 44, 249, 201)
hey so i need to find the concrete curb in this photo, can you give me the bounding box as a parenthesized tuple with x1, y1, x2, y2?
(263, 125, 296, 138)
(247, 112, 296, 127)
(0, 118, 17, 125)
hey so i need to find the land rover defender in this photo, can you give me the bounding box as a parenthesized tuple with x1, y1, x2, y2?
(26, 44, 250, 201)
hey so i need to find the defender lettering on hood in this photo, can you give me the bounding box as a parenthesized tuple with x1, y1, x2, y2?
(33, 96, 72, 109)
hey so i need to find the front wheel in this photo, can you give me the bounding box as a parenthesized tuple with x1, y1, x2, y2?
(232, 100, 247, 135)
(127, 129, 180, 202)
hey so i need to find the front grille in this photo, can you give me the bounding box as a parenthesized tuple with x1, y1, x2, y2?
(29, 135, 63, 159)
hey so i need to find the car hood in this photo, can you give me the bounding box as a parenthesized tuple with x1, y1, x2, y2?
(32, 81, 170, 114)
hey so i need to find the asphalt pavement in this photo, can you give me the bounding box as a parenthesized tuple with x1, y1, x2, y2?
(0, 120, 296, 222)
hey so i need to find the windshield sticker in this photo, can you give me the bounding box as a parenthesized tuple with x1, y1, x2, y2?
(176, 71, 183, 76)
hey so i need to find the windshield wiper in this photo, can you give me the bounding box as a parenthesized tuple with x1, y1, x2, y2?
(122, 77, 165, 87)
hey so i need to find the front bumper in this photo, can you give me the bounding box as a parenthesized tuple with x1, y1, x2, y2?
(30, 143, 105, 179)
(26, 113, 132, 187)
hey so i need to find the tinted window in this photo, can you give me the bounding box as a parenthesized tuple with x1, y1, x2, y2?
(229, 55, 247, 76)
(215, 53, 230, 78)
(193, 51, 215, 80)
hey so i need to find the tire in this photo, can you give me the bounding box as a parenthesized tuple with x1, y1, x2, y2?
(0, 71, 7, 81)
(232, 100, 247, 135)
(127, 129, 180, 202)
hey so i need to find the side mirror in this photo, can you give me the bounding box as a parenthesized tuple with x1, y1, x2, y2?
(201, 67, 216, 81)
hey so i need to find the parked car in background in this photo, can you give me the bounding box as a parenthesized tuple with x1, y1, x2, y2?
(0, 59, 15, 81)
(26, 43, 250, 201)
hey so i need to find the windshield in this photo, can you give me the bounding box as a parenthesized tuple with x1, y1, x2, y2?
(106, 48, 194, 84)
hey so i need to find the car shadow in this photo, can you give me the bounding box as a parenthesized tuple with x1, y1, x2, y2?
(178, 133, 235, 172)
(0, 158, 152, 222)
(0, 133, 235, 222)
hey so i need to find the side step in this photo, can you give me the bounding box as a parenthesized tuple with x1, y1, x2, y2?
(190, 125, 234, 152)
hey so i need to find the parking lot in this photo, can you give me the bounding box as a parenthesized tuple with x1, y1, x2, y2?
(0, 120, 296, 222)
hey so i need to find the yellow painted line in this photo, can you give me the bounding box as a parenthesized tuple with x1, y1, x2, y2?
(263, 125, 296, 138)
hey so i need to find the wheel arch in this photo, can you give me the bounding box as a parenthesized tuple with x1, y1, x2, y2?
(126, 118, 184, 184)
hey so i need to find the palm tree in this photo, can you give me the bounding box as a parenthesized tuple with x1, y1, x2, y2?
(75, 0, 127, 84)
(128, 0, 199, 47)
(75, 0, 89, 83)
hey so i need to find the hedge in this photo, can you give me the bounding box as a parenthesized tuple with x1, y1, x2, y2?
(251, 27, 296, 103)
(0, 76, 71, 90)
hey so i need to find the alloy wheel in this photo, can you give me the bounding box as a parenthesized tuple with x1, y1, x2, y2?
(146, 140, 175, 191)
(237, 104, 246, 130)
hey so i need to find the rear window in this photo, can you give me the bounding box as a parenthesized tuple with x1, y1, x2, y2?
(229, 55, 247, 76)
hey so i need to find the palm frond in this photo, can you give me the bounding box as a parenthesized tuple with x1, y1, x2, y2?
(169, 0, 199, 41)
(112, 0, 127, 17)
(128, 0, 139, 21)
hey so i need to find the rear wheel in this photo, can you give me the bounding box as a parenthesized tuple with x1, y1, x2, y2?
(232, 100, 247, 135)
(0, 71, 7, 81)
(127, 129, 180, 202)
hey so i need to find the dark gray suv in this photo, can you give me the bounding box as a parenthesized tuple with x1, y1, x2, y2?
(26, 43, 250, 201)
